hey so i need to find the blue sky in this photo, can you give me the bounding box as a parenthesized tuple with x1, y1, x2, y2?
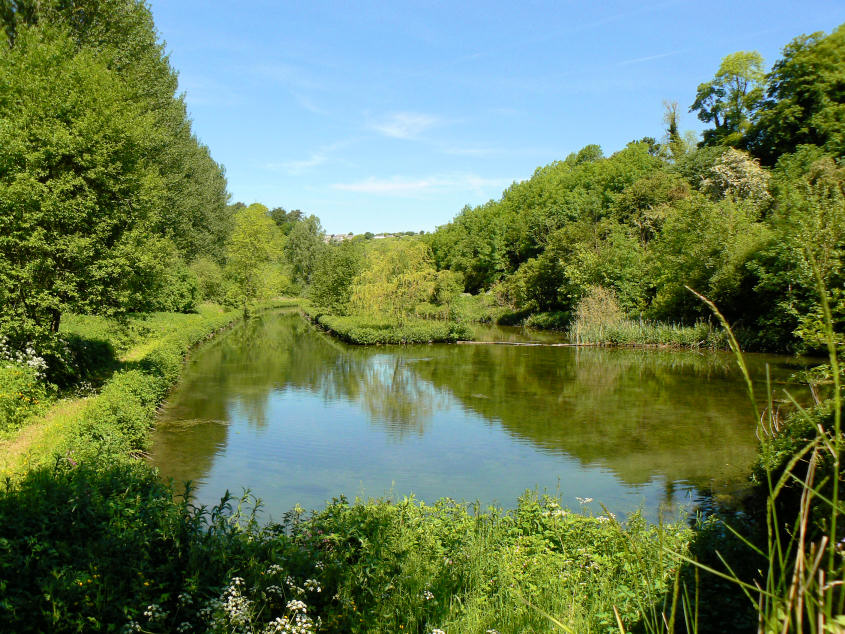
(148, 1, 845, 234)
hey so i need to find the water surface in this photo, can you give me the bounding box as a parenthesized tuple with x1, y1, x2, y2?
(149, 310, 809, 520)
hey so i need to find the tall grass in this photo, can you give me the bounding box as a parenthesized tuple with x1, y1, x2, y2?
(653, 282, 844, 633)
(568, 287, 725, 349)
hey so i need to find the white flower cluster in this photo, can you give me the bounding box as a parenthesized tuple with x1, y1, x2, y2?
(221, 577, 252, 627)
(143, 603, 167, 622)
(0, 337, 48, 378)
(259, 599, 315, 634)
(422, 590, 434, 601)
(194, 574, 320, 634)
(541, 500, 567, 518)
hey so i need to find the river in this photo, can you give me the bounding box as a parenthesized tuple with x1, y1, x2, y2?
(149, 309, 811, 521)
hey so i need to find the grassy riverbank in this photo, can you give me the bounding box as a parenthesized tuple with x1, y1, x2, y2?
(0, 302, 840, 632)
(0, 303, 696, 633)
(0, 301, 293, 478)
(0, 467, 693, 633)
(302, 304, 473, 344)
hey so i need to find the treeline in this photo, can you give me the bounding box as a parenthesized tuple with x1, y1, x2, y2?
(0, 0, 334, 381)
(427, 25, 844, 353)
(0, 0, 227, 363)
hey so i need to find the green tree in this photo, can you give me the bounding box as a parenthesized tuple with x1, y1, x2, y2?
(0, 25, 163, 352)
(285, 215, 326, 285)
(691, 51, 766, 147)
(1, 0, 232, 263)
(309, 242, 365, 315)
(746, 25, 845, 164)
(648, 193, 771, 323)
(270, 207, 304, 236)
(350, 241, 437, 322)
(224, 204, 285, 312)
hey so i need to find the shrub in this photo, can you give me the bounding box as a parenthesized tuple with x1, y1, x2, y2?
(524, 310, 571, 330)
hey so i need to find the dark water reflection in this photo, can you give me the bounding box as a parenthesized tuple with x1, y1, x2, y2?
(149, 311, 811, 520)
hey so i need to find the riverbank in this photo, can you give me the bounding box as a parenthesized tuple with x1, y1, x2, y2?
(0, 300, 294, 479)
(1, 301, 837, 632)
(0, 302, 698, 633)
(302, 303, 473, 344)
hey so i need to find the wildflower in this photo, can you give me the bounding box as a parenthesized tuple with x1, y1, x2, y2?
(304, 578, 321, 593)
(286, 599, 307, 613)
(122, 621, 142, 633)
(143, 604, 167, 622)
(422, 590, 434, 601)
(432, 629, 446, 634)
(575, 497, 593, 504)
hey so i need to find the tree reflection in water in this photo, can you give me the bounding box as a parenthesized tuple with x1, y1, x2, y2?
(150, 311, 811, 516)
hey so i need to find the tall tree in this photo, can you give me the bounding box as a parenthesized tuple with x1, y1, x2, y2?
(285, 216, 325, 285)
(746, 25, 845, 164)
(0, 25, 163, 347)
(691, 51, 765, 147)
(1, 0, 232, 262)
(224, 204, 285, 312)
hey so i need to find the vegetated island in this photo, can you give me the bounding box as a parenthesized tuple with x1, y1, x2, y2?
(0, 2, 843, 632)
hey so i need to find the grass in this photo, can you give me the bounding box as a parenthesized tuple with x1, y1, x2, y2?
(566, 287, 727, 349)
(569, 317, 725, 349)
(646, 284, 845, 633)
(303, 304, 473, 344)
(0, 300, 294, 479)
(0, 475, 693, 633)
(1, 286, 841, 632)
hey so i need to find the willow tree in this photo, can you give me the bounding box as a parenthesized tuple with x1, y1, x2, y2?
(350, 241, 437, 323)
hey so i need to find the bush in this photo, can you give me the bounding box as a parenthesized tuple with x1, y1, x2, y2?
(0, 471, 692, 634)
(568, 287, 724, 348)
(524, 310, 571, 330)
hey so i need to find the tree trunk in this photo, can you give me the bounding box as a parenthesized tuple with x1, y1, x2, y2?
(50, 309, 61, 333)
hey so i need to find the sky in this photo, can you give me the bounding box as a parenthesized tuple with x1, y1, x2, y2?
(147, 0, 845, 235)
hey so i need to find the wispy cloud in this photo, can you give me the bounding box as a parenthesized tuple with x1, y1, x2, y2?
(292, 92, 329, 115)
(619, 50, 684, 66)
(370, 112, 441, 140)
(332, 173, 508, 196)
(266, 140, 352, 175)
